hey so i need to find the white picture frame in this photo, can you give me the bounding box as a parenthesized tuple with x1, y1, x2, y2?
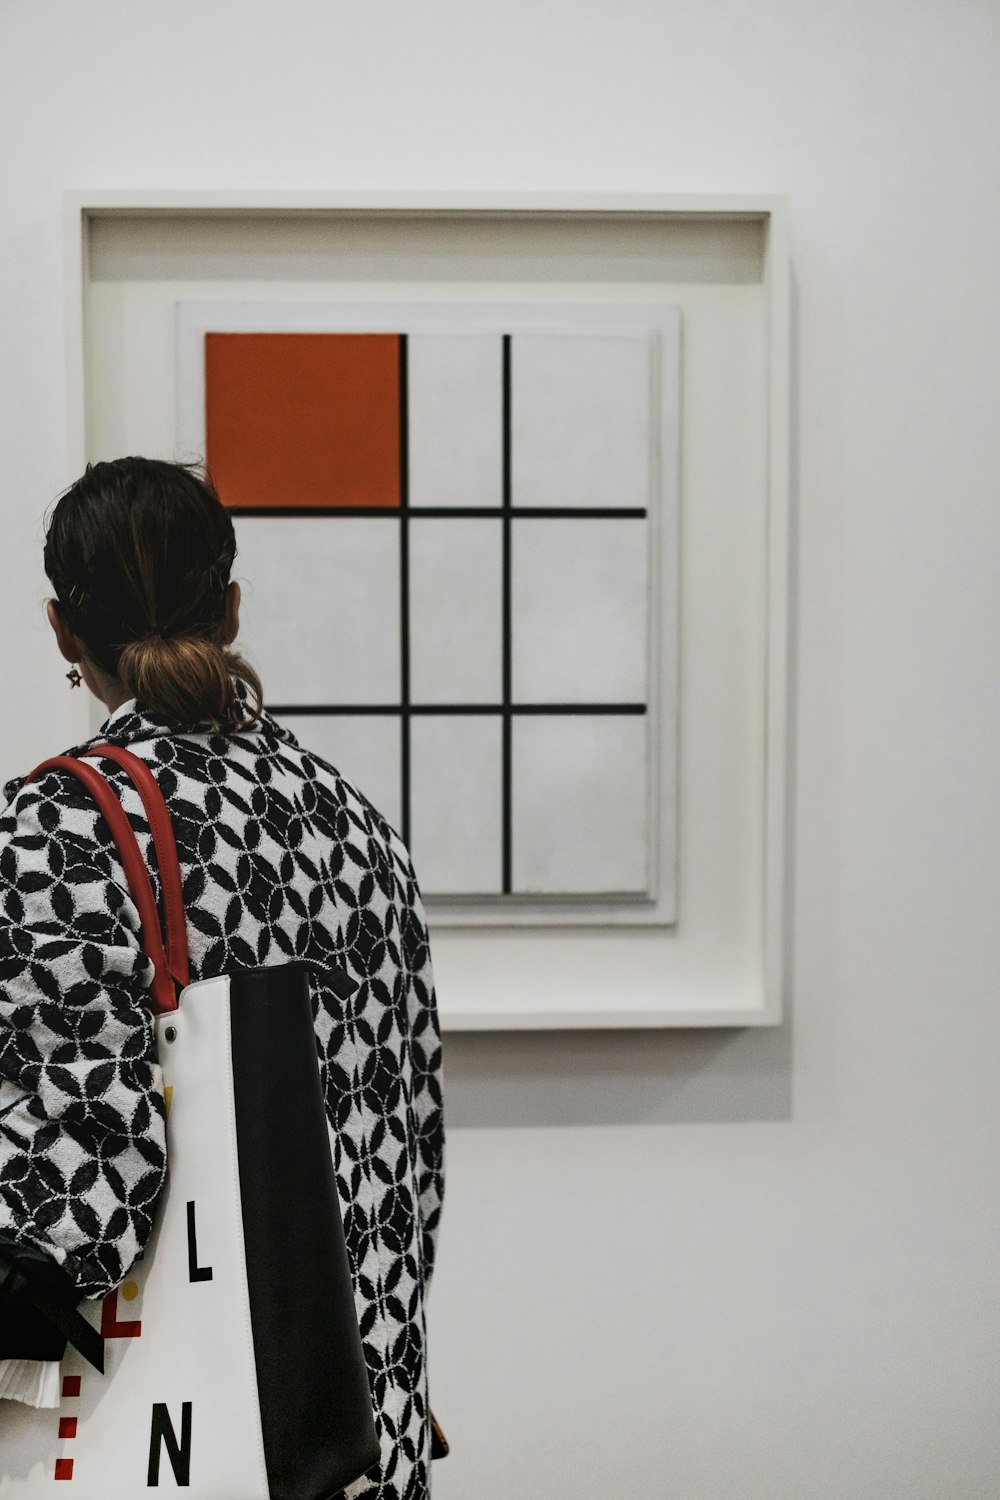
(67, 190, 790, 1028)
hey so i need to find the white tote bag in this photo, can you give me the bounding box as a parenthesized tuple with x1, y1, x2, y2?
(0, 745, 379, 1497)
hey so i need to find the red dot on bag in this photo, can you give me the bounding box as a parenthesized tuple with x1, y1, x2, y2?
(54, 1459, 74, 1480)
(61, 1376, 81, 1398)
(59, 1417, 78, 1439)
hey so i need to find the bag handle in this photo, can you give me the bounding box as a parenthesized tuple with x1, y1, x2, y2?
(24, 750, 188, 1015)
(83, 745, 190, 996)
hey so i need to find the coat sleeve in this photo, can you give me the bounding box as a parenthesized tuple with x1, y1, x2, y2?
(397, 856, 444, 1295)
(0, 767, 167, 1304)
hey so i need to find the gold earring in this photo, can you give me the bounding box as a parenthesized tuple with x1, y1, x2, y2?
(66, 665, 82, 688)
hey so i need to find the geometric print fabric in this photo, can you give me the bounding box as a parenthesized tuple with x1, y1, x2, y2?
(0, 678, 443, 1500)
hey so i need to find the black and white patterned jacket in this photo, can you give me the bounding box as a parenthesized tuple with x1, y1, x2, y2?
(0, 682, 444, 1499)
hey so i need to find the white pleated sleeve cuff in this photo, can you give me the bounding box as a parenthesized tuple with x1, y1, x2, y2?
(0, 1357, 62, 1408)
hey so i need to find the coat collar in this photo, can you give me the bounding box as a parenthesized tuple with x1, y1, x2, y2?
(5, 678, 293, 803)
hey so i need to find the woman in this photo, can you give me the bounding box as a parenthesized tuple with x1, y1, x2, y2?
(0, 457, 444, 1498)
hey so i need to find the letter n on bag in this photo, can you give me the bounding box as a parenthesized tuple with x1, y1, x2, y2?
(147, 1402, 192, 1486)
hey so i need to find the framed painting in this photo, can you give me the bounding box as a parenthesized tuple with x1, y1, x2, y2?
(70, 190, 790, 1024)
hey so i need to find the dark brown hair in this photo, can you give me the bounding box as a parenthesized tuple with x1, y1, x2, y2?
(44, 457, 263, 732)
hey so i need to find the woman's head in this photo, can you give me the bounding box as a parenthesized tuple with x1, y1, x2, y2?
(44, 456, 262, 731)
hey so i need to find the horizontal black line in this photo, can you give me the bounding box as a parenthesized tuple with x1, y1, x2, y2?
(269, 703, 647, 716)
(509, 703, 647, 715)
(229, 506, 647, 520)
(271, 703, 399, 716)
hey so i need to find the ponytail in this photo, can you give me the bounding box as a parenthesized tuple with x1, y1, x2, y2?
(116, 636, 263, 734)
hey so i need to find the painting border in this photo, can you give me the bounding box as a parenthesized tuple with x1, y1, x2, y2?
(175, 298, 680, 927)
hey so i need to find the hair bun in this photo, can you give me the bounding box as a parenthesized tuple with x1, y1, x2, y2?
(117, 634, 261, 730)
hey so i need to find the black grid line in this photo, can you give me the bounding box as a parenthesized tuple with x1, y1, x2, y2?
(269, 703, 648, 717)
(501, 334, 513, 894)
(231, 505, 647, 520)
(398, 335, 411, 847)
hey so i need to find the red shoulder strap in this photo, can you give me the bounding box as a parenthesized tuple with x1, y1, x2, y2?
(83, 745, 190, 994)
(23, 753, 186, 1015)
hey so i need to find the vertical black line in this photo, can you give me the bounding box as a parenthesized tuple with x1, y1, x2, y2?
(399, 335, 411, 847)
(502, 335, 513, 895)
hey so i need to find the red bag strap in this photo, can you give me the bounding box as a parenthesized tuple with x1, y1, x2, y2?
(83, 745, 190, 994)
(23, 751, 187, 1015)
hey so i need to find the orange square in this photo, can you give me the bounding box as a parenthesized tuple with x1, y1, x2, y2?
(205, 332, 402, 508)
(59, 1418, 78, 1440)
(55, 1459, 74, 1480)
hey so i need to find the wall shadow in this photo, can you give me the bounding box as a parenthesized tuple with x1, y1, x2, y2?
(442, 1022, 793, 1128)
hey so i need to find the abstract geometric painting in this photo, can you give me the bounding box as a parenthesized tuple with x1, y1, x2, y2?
(176, 301, 680, 923)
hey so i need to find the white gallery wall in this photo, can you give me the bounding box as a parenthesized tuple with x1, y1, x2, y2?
(1, 2, 998, 1496)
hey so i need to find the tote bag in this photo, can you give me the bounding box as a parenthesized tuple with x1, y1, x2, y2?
(0, 744, 380, 1498)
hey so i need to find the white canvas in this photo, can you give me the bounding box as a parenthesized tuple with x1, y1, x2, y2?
(409, 716, 503, 895)
(409, 518, 503, 704)
(510, 334, 652, 510)
(407, 335, 503, 509)
(279, 714, 403, 833)
(233, 517, 400, 705)
(511, 714, 649, 895)
(175, 299, 680, 927)
(512, 518, 649, 703)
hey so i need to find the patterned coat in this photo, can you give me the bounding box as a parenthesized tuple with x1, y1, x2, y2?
(0, 682, 444, 1500)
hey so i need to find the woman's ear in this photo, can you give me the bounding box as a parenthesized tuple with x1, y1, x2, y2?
(222, 581, 241, 646)
(46, 600, 81, 665)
